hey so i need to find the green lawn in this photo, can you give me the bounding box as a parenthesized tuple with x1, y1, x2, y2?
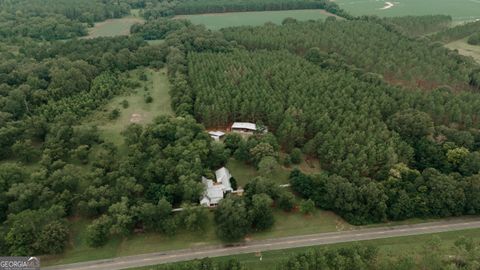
(175, 9, 338, 30)
(84, 16, 144, 38)
(42, 209, 350, 266)
(335, 0, 480, 22)
(83, 68, 172, 148)
(226, 158, 292, 187)
(446, 38, 480, 63)
(227, 154, 321, 188)
(129, 228, 480, 270)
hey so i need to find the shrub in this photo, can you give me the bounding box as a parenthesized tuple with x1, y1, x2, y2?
(277, 191, 295, 212)
(291, 148, 302, 164)
(300, 199, 315, 215)
(121, 100, 129, 108)
(467, 33, 480, 45)
(86, 215, 112, 247)
(109, 109, 120, 120)
(145, 95, 153, 103)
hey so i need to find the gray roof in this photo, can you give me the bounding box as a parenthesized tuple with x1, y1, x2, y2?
(232, 122, 257, 131)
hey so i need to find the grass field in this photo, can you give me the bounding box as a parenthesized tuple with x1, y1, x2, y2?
(130, 228, 480, 270)
(446, 38, 480, 63)
(84, 16, 144, 38)
(42, 209, 349, 266)
(227, 154, 321, 187)
(83, 68, 172, 148)
(335, 0, 480, 22)
(175, 9, 337, 30)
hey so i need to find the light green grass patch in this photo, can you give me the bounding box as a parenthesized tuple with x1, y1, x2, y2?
(147, 39, 165, 45)
(175, 9, 337, 30)
(227, 154, 321, 188)
(83, 68, 172, 148)
(42, 209, 349, 266)
(446, 37, 480, 63)
(226, 158, 291, 187)
(335, 0, 480, 22)
(253, 209, 353, 240)
(85, 17, 145, 38)
(129, 228, 480, 270)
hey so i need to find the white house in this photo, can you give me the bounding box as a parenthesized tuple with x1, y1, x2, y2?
(208, 131, 225, 141)
(200, 167, 233, 207)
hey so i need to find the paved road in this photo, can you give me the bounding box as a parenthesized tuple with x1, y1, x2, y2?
(45, 218, 480, 270)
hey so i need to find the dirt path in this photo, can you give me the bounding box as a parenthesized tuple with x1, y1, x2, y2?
(380, 1, 394, 10)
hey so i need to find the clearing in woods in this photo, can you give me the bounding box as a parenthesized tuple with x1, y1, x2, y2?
(446, 38, 480, 64)
(84, 16, 144, 38)
(174, 9, 338, 30)
(83, 68, 172, 148)
(335, 0, 480, 22)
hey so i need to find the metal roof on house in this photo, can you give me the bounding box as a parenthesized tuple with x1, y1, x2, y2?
(200, 167, 233, 206)
(215, 167, 230, 184)
(231, 122, 257, 131)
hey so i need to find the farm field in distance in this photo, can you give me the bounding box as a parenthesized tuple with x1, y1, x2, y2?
(174, 9, 337, 30)
(335, 0, 480, 22)
(84, 16, 144, 38)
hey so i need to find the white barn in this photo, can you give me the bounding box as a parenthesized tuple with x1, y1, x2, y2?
(231, 122, 257, 134)
(200, 167, 233, 207)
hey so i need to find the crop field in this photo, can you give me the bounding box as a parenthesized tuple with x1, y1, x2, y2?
(446, 38, 480, 63)
(85, 17, 144, 38)
(175, 9, 337, 30)
(335, 0, 480, 22)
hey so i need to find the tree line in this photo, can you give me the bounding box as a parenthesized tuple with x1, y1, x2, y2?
(174, 0, 349, 18)
(431, 20, 480, 43)
(380, 15, 452, 37)
(141, 0, 351, 20)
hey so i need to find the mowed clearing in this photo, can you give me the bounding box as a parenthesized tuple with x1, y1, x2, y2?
(335, 0, 480, 22)
(83, 68, 172, 147)
(42, 209, 350, 267)
(175, 9, 338, 30)
(446, 38, 480, 64)
(84, 17, 144, 38)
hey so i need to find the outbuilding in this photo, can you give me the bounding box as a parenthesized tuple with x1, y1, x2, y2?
(208, 131, 225, 141)
(231, 122, 257, 134)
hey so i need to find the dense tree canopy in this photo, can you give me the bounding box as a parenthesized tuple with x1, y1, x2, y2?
(222, 20, 477, 90)
(382, 15, 452, 37)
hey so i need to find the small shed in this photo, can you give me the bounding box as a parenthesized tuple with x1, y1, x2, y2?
(208, 131, 225, 141)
